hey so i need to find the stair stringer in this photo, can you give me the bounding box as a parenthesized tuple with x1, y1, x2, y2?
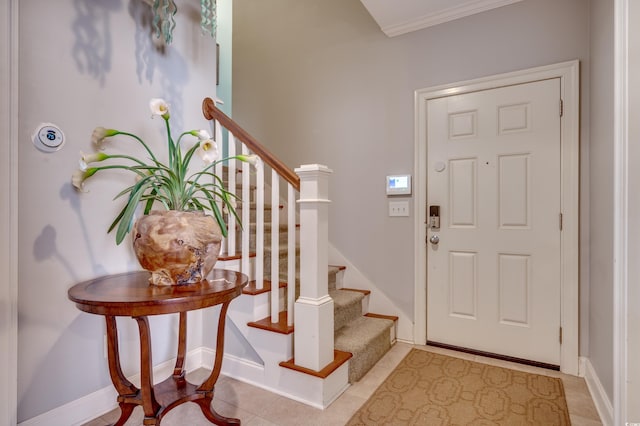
(205, 259, 351, 409)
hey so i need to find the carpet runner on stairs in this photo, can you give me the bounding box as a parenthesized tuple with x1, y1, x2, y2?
(234, 206, 395, 383)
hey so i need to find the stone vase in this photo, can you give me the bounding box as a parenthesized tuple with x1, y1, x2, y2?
(132, 210, 222, 286)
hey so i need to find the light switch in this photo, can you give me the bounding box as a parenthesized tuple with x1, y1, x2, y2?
(389, 201, 410, 217)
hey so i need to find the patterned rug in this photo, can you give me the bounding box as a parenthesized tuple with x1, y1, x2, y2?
(347, 348, 571, 425)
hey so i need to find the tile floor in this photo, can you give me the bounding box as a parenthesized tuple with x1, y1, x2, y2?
(83, 343, 602, 426)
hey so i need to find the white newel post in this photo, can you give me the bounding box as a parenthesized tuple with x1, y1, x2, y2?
(294, 164, 334, 371)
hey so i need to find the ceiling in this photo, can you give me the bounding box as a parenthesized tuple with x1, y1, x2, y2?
(359, 0, 523, 37)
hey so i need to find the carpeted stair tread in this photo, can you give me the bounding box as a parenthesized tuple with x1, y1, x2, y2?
(329, 289, 364, 331)
(334, 316, 393, 383)
(240, 209, 394, 385)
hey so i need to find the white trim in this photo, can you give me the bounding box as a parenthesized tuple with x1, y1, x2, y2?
(18, 348, 207, 426)
(613, 0, 629, 424)
(413, 60, 580, 375)
(584, 357, 614, 426)
(578, 355, 587, 378)
(204, 347, 350, 410)
(380, 0, 524, 37)
(1, 0, 18, 424)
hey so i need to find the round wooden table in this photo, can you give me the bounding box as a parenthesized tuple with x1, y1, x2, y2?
(68, 269, 248, 426)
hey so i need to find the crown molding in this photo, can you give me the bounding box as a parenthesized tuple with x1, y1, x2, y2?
(372, 0, 523, 37)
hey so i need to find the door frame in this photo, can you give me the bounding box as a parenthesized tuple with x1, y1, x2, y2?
(1, 0, 18, 423)
(413, 60, 580, 375)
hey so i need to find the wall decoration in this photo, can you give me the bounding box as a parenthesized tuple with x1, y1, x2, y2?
(149, 0, 217, 44)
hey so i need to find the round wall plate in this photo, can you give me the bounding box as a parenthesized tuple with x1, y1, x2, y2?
(32, 123, 65, 153)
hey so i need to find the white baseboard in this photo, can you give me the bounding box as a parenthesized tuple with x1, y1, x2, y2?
(20, 344, 346, 426)
(18, 348, 206, 426)
(582, 356, 614, 426)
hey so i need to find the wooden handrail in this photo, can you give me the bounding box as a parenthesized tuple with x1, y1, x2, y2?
(202, 98, 300, 191)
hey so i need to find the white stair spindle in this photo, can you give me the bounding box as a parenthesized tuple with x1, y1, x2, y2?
(241, 144, 251, 279)
(287, 183, 296, 327)
(214, 120, 226, 256)
(256, 158, 264, 290)
(227, 134, 237, 256)
(271, 170, 280, 323)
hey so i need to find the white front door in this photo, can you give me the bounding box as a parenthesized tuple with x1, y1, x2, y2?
(426, 78, 562, 366)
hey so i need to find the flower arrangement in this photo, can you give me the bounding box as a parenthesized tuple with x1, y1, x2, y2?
(72, 98, 256, 245)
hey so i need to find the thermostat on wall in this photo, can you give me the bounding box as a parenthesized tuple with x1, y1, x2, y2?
(386, 174, 412, 195)
(32, 123, 65, 153)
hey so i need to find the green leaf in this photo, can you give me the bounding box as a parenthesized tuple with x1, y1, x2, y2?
(107, 202, 128, 234)
(211, 201, 228, 238)
(115, 184, 146, 245)
(142, 188, 158, 214)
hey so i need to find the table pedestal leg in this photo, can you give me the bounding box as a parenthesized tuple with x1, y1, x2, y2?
(173, 312, 187, 380)
(134, 316, 162, 425)
(105, 316, 139, 426)
(196, 301, 240, 425)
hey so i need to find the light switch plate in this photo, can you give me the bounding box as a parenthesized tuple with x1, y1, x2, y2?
(389, 201, 410, 217)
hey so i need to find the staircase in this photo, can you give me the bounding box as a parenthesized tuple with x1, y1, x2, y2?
(204, 98, 397, 407)
(329, 271, 396, 383)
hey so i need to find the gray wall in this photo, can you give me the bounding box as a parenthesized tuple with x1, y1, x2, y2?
(625, 0, 639, 419)
(233, 0, 591, 352)
(17, 0, 217, 421)
(588, 0, 615, 404)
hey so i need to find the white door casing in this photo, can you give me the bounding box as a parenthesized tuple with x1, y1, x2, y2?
(414, 60, 580, 375)
(426, 79, 561, 365)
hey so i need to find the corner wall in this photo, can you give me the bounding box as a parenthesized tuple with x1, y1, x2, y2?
(588, 0, 615, 405)
(233, 0, 590, 350)
(624, 0, 640, 421)
(16, 0, 218, 421)
(1, 0, 18, 424)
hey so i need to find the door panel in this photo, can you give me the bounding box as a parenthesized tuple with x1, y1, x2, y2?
(426, 78, 561, 365)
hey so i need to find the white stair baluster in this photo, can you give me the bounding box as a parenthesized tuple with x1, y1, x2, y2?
(287, 183, 296, 327)
(271, 170, 280, 323)
(241, 144, 251, 279)
(214, 120, 226, 256)
(227, 133, 237, 256)
(256, 158, 264, 290)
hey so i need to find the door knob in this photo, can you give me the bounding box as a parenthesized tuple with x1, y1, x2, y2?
(429, 235, 440, 245)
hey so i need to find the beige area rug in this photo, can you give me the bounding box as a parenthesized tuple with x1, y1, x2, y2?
(347, 348, 571, 425)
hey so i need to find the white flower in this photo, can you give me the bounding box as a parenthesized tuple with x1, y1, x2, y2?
(91, 127, 109, 149)
(149, 98, 170, 118)
(194, 129, 210, 140)
(238, 154, 259, 167)
(71, 169, 88, 191)
(79, 151, 108, 171)
(196, 139, 219, 164)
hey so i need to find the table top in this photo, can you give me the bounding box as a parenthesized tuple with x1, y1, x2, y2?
(68, 269, 248, 317)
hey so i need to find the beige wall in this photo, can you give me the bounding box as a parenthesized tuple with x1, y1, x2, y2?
(233, 0, 591, 353)
(588, 0, 615, 404)
(1, 0, 18, 424)
(626, 0, 640, 420)
(16, 0, 217, 421)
